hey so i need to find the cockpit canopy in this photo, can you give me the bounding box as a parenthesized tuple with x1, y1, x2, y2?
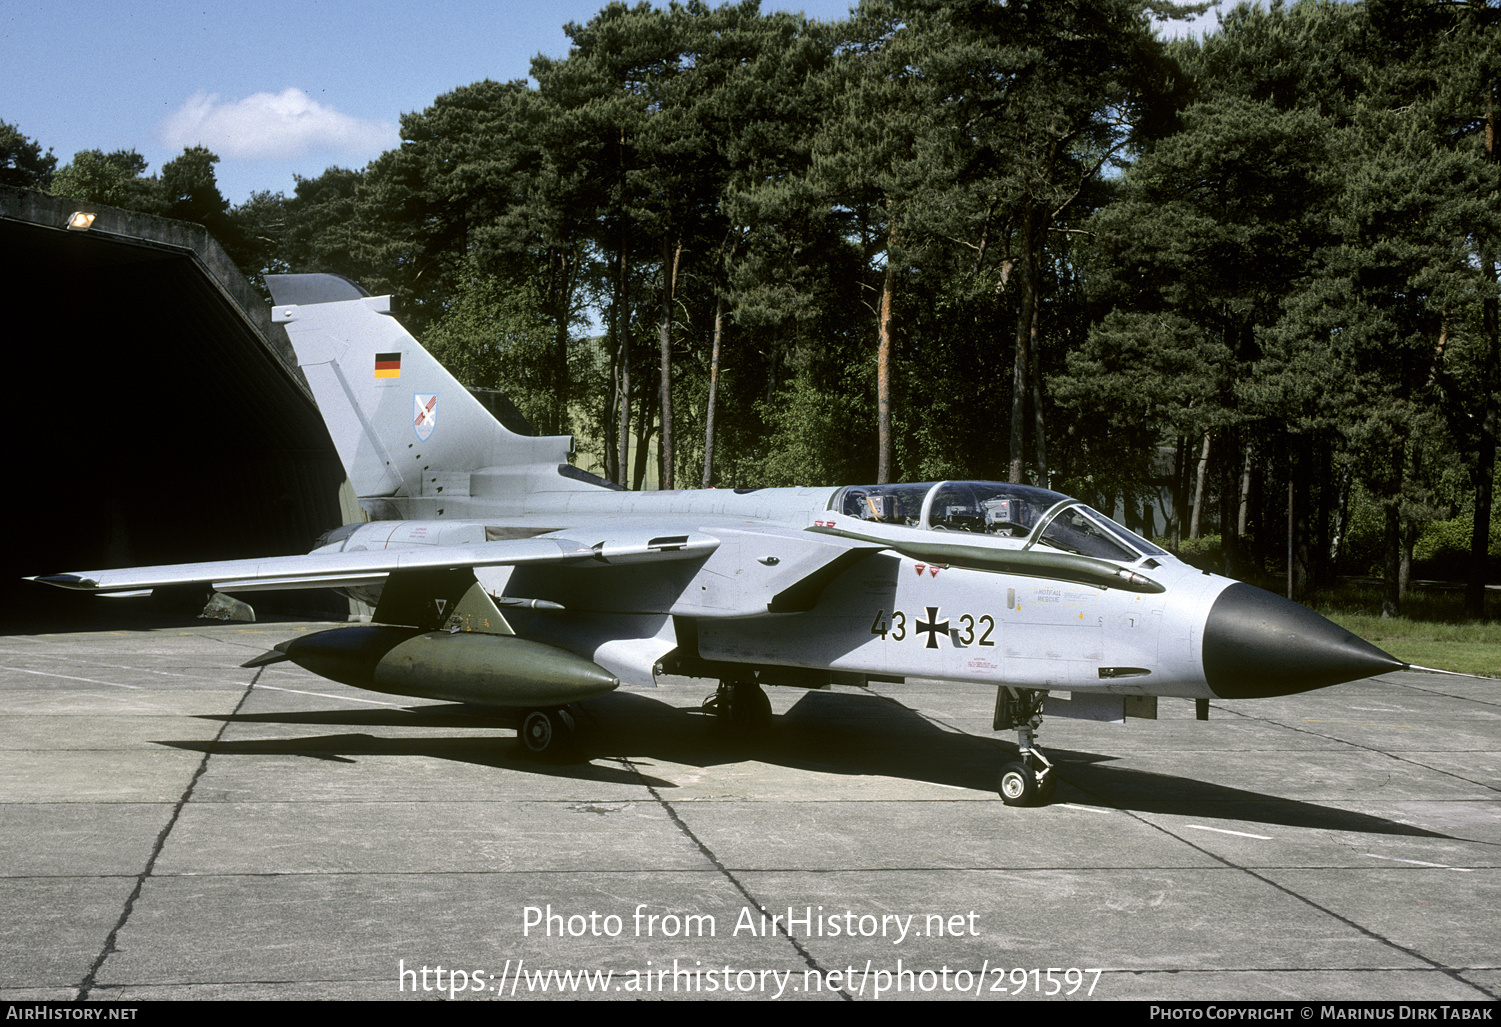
(830, 481, 1167, 563)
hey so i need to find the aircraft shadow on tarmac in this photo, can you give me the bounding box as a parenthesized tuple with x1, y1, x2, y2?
(168, 687, 1450, 839)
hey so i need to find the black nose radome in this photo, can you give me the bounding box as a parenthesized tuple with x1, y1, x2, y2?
(1203, 582, 1403, 699)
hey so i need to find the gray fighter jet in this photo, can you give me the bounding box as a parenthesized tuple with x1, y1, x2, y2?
(32, 274, 1404, 805)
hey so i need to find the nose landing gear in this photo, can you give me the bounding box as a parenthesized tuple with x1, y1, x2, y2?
(994, 687, 1056, 806)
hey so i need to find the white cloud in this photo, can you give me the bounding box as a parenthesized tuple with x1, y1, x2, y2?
(1156, 0, 1229, 41)
(159, 88, 398, 160)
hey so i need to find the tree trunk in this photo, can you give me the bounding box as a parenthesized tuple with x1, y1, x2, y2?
(546, 245, 577, 439)
(1290, 474, 1302, 600)
(1030, 308, 1048, 483)
(1009, 209, 1042, 484)
(1382, 499, 1401, 618)
(1292, 439, 1311, 597)
(1169, 435, 1187, 551)
(1470, 254, 1498, 618)
(1219, 428, 1240, 576)
(633, 381, 655, 492)
(1468, 81, 1498, 618)
(877, 218, 896, 484)
(702, 293, 724, 490)
(1190, 432, 1211, 539)
(605, 328, 619, 485)
(1381, 442, 1404, 618)
(1238, 443, 1253, 537)
(1400, 514, 1417, 602)
(552, 303, 571, 438)
(616, 225, 631, 488)
(659, 237, 681, 490)
(1330, 462, 1352, 570)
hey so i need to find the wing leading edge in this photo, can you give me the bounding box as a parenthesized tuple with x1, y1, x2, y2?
(30, 534, 721, 595)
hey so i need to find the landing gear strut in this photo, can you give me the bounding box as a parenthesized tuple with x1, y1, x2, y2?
(993, 687, 1056, 806)
(518, 706, 577, 760)
(703, 679, 773, 735)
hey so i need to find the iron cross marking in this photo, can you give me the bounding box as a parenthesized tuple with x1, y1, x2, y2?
(916, 606, 950, 649)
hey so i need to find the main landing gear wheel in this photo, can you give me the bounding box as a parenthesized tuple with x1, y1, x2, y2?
(704, 679, 773, 736)
(519, 706, 576, 760)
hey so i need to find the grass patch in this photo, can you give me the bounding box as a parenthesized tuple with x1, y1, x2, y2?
(1320, 614, 1501, 678)
(1302, 582, 1501, 678)
(1308, 583, 1501, 677)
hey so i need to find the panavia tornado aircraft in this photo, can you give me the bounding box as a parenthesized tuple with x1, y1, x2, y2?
(32, 273, 1406, 805)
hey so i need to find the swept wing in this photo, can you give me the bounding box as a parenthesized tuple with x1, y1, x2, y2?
(31, 533, 721, 595)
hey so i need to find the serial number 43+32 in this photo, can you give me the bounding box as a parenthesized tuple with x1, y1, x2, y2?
(870, 608, 995, 649)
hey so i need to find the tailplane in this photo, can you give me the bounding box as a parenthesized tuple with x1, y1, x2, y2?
(266, 274, 611, 518)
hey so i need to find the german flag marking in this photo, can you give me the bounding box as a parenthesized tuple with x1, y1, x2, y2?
(374, 352, 401, 379)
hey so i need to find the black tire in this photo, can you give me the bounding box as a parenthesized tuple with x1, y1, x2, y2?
(719, 681, 773, 735)
(519, 707, 575, 759)
(998, 762, 1038, 806)
(1035, 771, 1058, 804)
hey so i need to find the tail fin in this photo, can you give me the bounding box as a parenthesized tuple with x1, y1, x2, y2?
(266, 274, 609, 515)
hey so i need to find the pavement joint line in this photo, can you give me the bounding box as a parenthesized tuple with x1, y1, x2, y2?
(1363, 854, 1475, 872)
(1061, 772, 1498, 1000)
(0, 650, 231, 681)
(74, 666, 262, 1000)
(1391, 677, 1501, 709)
(253, 683, 410, 707)
(610, 753, 851, 1001)
(1216, 702, 1501, 798)
(1301, 720, 1418, 728)
(0, 665, 144, 689)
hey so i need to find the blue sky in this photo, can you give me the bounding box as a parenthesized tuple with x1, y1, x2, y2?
(2, 0, 1226, 205)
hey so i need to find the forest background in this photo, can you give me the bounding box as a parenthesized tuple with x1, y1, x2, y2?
(3, 0, 1498, 620)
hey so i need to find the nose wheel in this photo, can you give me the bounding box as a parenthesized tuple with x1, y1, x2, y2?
(998, 752, 1057, 806)
(994, 687, 1057, 806)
